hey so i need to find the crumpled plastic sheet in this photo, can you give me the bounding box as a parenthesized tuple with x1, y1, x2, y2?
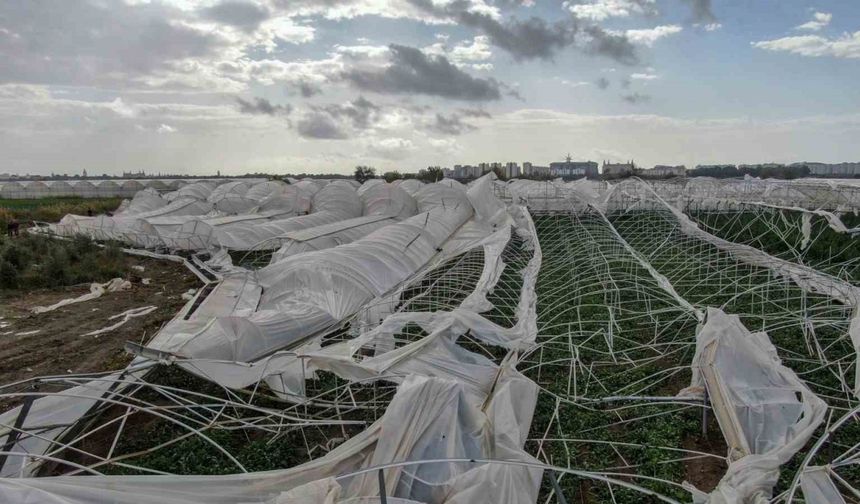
(1, 173, 545, 504)
(31, 278, 131, 314)
(681, 308, 827, 504)
(799, 466, 846, 504)
(0, 373, 541, 504)
(626, 178, 860, 399)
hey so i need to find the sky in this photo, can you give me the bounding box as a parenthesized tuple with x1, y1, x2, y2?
(1, 0, 859, 176)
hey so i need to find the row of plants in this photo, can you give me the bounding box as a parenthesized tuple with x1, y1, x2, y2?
(609, 209, 860, 498)
(0, 233, 128, 290)
(0, 197, 121, 232)
(527, 213, 713, 503)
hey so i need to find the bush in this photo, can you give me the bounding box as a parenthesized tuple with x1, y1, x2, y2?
(0, 259, 18, 289)
(0, 234, 132, 291)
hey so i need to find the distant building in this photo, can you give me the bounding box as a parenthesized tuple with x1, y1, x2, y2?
(799, 162, 860, 177)
(522, 162, 533, 175)
(549, 156, 598, 179)
(640, 165, 686, 178)
(504, 162, 520, 179)
(602, 160, 636, 178)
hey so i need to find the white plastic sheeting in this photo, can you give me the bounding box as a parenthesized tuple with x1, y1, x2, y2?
(160, 213, 281, 251)
(799, 466, 846, 504)
(213, 184, 362, 250)
(359, 183, 418, 220)
(682, 308, 827, 504)
(268, 215, 396, 263)
(31, 278, 131, 314)
(151, 198, 474, 361)
(55, 198, 213, 246)
(0, 373, 541, 504)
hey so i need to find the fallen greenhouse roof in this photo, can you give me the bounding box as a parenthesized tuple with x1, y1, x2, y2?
(3, 175, 860, 503)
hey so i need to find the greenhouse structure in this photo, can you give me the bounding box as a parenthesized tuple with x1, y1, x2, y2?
(2, 174, 860, 504)
(0, 178, 262, 199)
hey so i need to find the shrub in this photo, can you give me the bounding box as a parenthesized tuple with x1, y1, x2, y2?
(0, 259, 18, 289)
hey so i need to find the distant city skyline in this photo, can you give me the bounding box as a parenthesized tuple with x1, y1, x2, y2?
(1, 1, 859, 176)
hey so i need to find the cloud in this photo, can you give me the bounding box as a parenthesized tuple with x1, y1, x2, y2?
(423, 35, 494, 71)
(365, 137, 416, 159)
(596, 76, 610, 89)
(199, 1, 271, 32)
(319, 96, 380, 129)
(342, 44, 503, 101)
(297, 111, 348, 139)
(427, 113, 477, 135)
(459, 108, 492, 118)
(567, 0, 656, 21)
(796, 12, 832, 32)
(625, 25, 682, 46)
(0, 0, 228, 88)
(299, 81, 322, 97)
(582, 26, 639, 65)
(752, 32, 860, 59)
(236, 97, 292, 115)
(622, 92, 651, 104)
(680, 0, 716, 24)
(408, 0, 632, 63)
(630, 72, 658, 80)
(157, 123, 177, 134)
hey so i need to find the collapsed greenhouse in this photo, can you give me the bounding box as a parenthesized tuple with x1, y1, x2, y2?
(2, 174, 860, 503)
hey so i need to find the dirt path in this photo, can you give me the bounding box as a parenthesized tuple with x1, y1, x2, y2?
(0, 256, 199, 411)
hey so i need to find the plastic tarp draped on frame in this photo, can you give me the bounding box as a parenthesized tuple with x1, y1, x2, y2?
(213, 183, 362, 251)
(150, 197, 473, 361)
(682, 308, 827, 504)
(0, 374, 540, 504)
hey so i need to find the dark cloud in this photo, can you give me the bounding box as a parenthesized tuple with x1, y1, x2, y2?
(596, 77, 610, 90)
(200, 1, 270, 32)
(407, 0, 574, 61)
(583, 26, 638, 66)
(343, 44, 502, 101)
(622, 92, 651, 104)
(621, 77, 632, 89)
(427, 113, 477, 135)
(296, 112, 348, 139)
(459, 108, 492, 119)
(0, 0, 226, 87)
(299, 82, 322, 97)
(319, 97, 380, 129)
(236, 97, 291, 115)
(406, 0, 638, 64)
(681, 0, 717, 24)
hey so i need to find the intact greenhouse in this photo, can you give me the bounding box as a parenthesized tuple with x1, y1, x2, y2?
(3, 175, 860, 504)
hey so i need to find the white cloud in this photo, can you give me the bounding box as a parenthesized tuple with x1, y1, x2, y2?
(556, 78, 591, 87)
(625, 25, 682, 46)
(450, 36, 492, 63)
(566, 0, 655, 21)
(157, 123, 177, 133)
(630, 73, 659, 81)
(752, 31, 860, 59)
(424, 35, 493, 70)
(365, 137, 416, 159)
(107, 98, 137, 118)
(795, 11, 832, 31)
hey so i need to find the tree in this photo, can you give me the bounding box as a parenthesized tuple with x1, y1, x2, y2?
(417, 166, 443, 183)
(383, 170, 402, 183)
(354, 166, 376, 184)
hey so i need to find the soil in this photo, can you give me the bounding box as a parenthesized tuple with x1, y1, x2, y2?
(682, 410, 729, 493)
(0, 255, 199, 412)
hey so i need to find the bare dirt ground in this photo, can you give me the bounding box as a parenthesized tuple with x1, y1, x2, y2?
(0, 256, 199, 412)
(682, 412, 729, 493)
